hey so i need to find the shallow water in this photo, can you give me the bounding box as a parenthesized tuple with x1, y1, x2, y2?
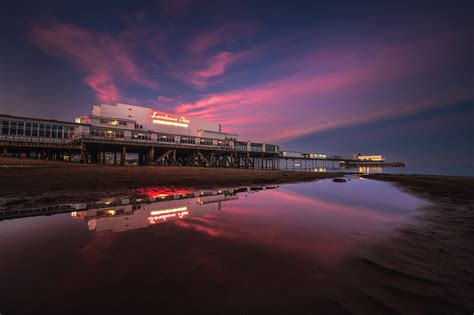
(1, 177, 468, 314)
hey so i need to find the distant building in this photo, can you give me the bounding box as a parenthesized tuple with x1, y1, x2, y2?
(353, 154, 385, 162)
(303, 153, 327, 159)
(281, 151, 303, 158)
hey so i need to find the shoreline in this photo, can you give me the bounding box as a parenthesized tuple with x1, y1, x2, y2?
(0, 157, 344, 208)
(347, 173, 474, 313)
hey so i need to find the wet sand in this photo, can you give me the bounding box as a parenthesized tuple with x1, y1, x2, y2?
(340, 174, 474, 313)
(0, 157, 343, 208)
(1, 157, 473, 313)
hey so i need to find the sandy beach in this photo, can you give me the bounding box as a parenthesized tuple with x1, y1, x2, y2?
(0, 157, 343, 208)
(340, 173, 474, 313)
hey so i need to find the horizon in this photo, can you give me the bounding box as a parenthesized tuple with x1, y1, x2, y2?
(1, 0, 473, 165)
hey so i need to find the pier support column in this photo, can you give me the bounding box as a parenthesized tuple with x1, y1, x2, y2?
(121, 146, 126, 166)
(172, 149, 176, 166)
(147, 146, 155, 165)
(80, 142, 87, 163)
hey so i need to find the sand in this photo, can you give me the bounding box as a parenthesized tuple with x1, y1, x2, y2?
(0, 157, 343, 208)
(336, 173, 474, 313)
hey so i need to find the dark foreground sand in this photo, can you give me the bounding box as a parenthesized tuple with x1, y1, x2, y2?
(0, 157, 343, 208)
(337, 174, 474, 313)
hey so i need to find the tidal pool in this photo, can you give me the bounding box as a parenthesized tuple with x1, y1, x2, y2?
(0, 177, 429, 314)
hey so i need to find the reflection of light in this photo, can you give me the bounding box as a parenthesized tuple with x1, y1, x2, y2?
(71, 211, 87, 218)
(105, 209, 116, 215)
(138, 188, 192, 199)
(148, 211, 189, 224)
(150, 207, 187, 215)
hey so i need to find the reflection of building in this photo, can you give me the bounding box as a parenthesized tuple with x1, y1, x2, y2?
(0, 186, 277, 222)
(71, 192, 240, 233)
(352, 154, 384, 162)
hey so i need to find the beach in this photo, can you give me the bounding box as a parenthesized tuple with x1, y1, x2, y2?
(0, 157, 343, 208)
(342, 173, 474, 313)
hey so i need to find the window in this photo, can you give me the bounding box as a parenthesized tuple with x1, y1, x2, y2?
(31, 123, 38, 137)
(265, 144, 276, 153)
(119, 121, 127, 126)
(236, 142, 248, 151)
(133, 132, 150, 140)
(39, 124, 45, 137)
(10, 121, 17, 135)
(159, 135, 174, 143)
(17, 122, 24, 136)
(1, 120, 9, 135)
(51, 125, 58, 138)
(200, 138, 213, 146)
(25, 122, 31, 136)
(251, 143, 263, 152)
(45, 125, 51, 138)
(180, 137, 195, 144)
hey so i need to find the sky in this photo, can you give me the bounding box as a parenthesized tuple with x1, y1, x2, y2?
(0, 0, 473, 165)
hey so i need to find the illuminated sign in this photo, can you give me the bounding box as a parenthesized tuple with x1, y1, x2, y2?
(148, 211, 189, 224)
(150, 206, 188, 216)
(150, 112, 190, 128)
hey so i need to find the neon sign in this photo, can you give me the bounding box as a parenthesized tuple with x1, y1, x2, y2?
(150, 207, 188, 216)
(150, 112, 190, 128)
(148, 211, 189, 224)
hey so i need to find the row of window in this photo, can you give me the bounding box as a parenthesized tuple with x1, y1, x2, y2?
(1, 120, 74, 139)
(100, 119, 128, 126)
(236, 142, 248, 151)
(200, 138, 213, 146)
(180, 137, 196, 144)
(251, 144, 263, 152)
(159, 135, 175, 143)
(265, 144, 277, 153)
(91, 128, 125, 138)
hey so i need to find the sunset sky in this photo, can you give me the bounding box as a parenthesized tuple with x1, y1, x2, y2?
(1, 0, 472, 164)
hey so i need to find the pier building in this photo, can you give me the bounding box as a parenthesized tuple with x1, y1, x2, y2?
(0, 103, 280, 168)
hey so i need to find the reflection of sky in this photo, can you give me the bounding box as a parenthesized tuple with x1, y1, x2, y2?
(282, 178, 425, 214)
(176, 178, 425, 261)
(0, 179, 429, 313)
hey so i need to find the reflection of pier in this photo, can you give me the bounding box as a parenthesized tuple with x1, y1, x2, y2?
(0, 186, 277, 223)
(72, 192, 240, 233)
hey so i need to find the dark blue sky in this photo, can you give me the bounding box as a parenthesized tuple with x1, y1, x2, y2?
(1, 0, 473, 165)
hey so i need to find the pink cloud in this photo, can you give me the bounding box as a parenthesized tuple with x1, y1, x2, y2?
(175, 37, 473, 142)
(184, 52, 235, 89)
(188, 30, 223, 53)
(28, 22, 159, 102)
(84, 73, 120, 102)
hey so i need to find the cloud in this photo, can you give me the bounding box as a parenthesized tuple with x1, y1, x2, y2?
(183, 52, 235, 89)
(28, 21, 159, 102)
(175, 36, 473, 142)
(84, 73, 120, 102)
